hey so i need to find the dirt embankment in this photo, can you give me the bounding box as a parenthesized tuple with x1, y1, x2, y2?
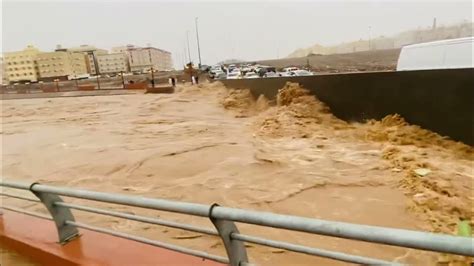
(221, 82, 474, 237)
(257, 49, 401, 73)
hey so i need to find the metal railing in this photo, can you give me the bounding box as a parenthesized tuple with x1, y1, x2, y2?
(1, 179, 472, 266)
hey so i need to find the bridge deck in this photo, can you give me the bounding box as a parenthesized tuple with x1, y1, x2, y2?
(0, 210, 225, 266)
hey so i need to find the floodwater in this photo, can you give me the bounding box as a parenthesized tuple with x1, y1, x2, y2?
(1, 82, 472, 265)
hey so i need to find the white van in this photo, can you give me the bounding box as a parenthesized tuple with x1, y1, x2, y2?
(397, 37, 473, 71)
(283, 67, 299, 73)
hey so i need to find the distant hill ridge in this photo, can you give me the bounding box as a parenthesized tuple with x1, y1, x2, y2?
(288, 21, 473, 58)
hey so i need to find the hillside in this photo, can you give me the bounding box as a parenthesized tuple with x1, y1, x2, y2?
(288, 22, 473, 58)
(258, 48, 401, 73)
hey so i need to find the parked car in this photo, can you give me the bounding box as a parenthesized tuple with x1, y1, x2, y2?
(211, 69, 225, 79)
(277, 71, 291, 77)
(283, 67, 299, 73)
(209, 65, 224, 78)
(227, 71, 241, 79)
(215, 72, 227, 80)
(258, 66, 276, 77)
(263, 72, 279, 78)
(290, 70, 314, 76)
(243, 72, 260, 79)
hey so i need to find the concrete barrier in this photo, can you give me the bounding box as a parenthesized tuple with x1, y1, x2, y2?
(222, 68, 474, 145)
(42, 87, 57, 93)
(146, 85, 174, 94)
(125, 82, 148, 90)
(77, 85, 95, 91)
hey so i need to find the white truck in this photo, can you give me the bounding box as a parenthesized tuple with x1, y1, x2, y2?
(397, 37, 474, 71)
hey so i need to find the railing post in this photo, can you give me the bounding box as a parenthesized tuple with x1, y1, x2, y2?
(30, 183, 79, 244)
(209, 204, 249, 266)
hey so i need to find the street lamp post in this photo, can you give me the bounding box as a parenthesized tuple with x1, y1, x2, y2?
(186, 31, 192, 65)
(195, 17, 202, 69)
(120, 71, 125, 89)
(150, 67, 155, 89)
(368, 26, 372, 51)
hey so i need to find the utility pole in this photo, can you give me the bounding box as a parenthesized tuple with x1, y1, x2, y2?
(96, 75, 101, 90)
(150, 67, 155, 89)
(184, 45, 188, 65)
(195, 17, 202, 69)
(368, 26, 372, 51)
(186, 31, 192, 64)
(120, 71, 125, 89)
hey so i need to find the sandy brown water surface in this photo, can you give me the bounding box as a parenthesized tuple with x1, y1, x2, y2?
(1, 82, 472, 265)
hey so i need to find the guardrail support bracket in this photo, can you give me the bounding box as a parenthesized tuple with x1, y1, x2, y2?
(210, 204, 248, 266)
(30, 183, 79, 244)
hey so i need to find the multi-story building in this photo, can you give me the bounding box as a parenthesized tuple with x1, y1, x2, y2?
(36, 51, 88, 81)
(0, 57, 5, 84)
(3, 45, 42, 83)
(111, 44, 137, 54)
(64, 45, 107, 75)
(96, 53, 129, 74)
(127, 46, 172, 72)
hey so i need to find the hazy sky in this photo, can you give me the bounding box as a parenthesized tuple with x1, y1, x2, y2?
(2, 0, 473, 67)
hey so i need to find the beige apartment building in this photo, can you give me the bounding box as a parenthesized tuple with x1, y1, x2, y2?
(36, 51, 88, 81)
(65, 45, 107, 75)
(96, 53, 129, 74)
(1, 58, 5, 84)
(128, 46, 172, 72)
(3, 45, 42, 83)
(111, 44, 137, 54)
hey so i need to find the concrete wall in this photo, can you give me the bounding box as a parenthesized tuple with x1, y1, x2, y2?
(222, 68, 473, 145)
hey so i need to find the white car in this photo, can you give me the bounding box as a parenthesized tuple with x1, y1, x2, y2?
(263, 72, 279, 78)
(277, 71, 291, 77)
(243, 72, 259, 79)
(209, 66, 224, 78)
(227, 71, 241, 79)
(290, 70, 314, 76)
(283, 67, 299, 73)
(215, 72, 227, 80)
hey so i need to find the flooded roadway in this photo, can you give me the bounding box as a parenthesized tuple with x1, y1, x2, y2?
(1, 82, 472, 265)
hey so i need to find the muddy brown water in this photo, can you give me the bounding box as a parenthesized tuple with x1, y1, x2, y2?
(1, 82, 472, 265)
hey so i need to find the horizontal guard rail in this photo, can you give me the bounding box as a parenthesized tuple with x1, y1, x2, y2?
(1, 179, 473, 266)
(54, 202, 219, 236)
(65, 220, 230, 264)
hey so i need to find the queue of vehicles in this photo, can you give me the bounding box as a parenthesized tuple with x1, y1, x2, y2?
(208, 63, 315, 80)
